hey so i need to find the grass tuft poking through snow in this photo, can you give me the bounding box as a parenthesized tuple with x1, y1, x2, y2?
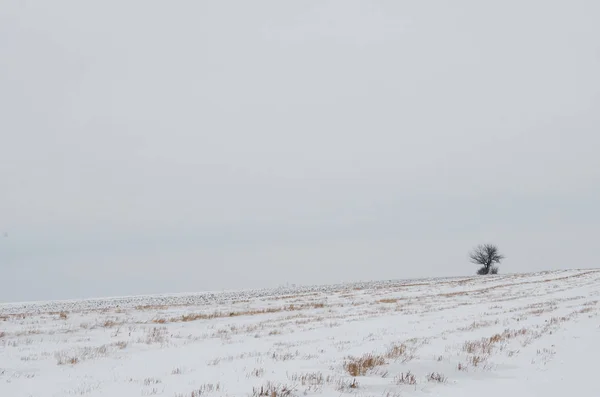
(344, 353, 387, 376)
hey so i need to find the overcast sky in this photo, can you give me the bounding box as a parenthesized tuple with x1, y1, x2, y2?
(1, 1, 599, 302)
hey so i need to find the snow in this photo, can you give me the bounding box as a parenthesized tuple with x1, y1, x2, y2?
(1, 269, 599, 396)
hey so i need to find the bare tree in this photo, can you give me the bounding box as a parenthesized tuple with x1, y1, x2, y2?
(469, 244, 504, 275)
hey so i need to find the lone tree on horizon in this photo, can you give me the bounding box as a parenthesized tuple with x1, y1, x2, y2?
(469, 244, 504, 275)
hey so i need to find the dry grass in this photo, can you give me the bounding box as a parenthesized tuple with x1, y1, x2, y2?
(385, 343, 414, 362)
(378, 298, 399, 304)
(175, 383, 221, 397)
(288, 371, 332, 393)
(529, 308, 551, 315)
(463, 340, 494, 356)
(385, 343, 406, 357)
(102, 320, 120, 328)
(152, 302, 327, 325)
(427, 372, 447, 383)
(336, 378, 359, 391)
(344, 353, 386, 376)
(342, 342, 416, 376)
(394, 371, 416, 385)
(252, 381, 296, 396)
(467, 355, 487, 367)
(113, 341, 128, 350)
(59, 312, 68, 320)
(270, 350, 300, 361)
(250, 368, 265, 377)
(459, 328, 529, 369)
(54, 341, 126, 365)
(56, 355, 79, 365)
(440, 290, 469, 298)
(13, 329, 42, 337)
(264, 292, 320, 302)
(288, 371, 334, 387)
(143, 327, 169, 345)
(458, 319, 499, 331)
(207, 351, 264, 366)
(136, 304, 176, 311)
(463, 328, 528, 355)
(0, 313, 29, 321)
(578, 307, 595, 314)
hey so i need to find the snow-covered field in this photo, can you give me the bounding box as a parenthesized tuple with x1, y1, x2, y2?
(1, 269, 599, 397)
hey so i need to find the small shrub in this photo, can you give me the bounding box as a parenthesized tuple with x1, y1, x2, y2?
(477, 265, 499, 275)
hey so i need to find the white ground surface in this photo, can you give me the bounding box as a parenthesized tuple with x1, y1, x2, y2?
(1, 269, 599, 397)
